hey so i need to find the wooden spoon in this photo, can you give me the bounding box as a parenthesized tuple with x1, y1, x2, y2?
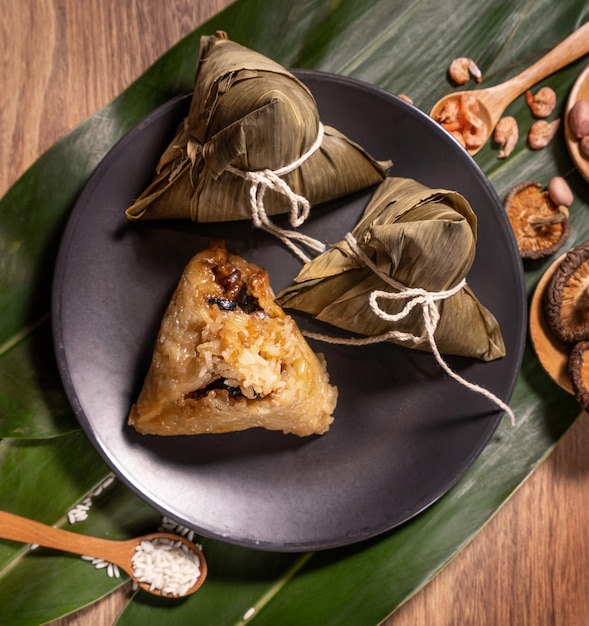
(0, 510, 207, 597)
(431, 21, 589, 155)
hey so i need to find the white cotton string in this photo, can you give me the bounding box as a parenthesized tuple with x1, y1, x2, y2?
(226, 124, 327, 263)
(304, 233, 515, 425)
(368, 287, 516, 425)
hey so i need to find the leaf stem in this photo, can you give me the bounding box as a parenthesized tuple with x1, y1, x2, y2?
(234, 551, 315, 625)
(0, 313, 49, 358)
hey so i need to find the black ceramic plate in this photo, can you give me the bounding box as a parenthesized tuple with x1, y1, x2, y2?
(52, 70, 526, 552)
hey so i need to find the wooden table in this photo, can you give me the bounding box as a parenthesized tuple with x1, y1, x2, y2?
(2, 2, 589, 625)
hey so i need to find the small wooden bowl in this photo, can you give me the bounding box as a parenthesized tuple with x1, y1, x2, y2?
(529, 254, 574, 394)
(564, 64, 589, 184)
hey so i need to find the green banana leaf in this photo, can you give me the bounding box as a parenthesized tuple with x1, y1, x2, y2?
(0, 432, 161, 625)
(0, 0, 587, 624)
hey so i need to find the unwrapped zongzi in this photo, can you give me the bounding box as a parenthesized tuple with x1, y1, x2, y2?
(128, 241, 338, 437)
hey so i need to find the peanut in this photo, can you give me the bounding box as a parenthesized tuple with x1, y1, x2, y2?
(547, 176, 574, 208)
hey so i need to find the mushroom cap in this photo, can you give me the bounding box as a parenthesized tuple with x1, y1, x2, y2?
(504, 181, 570, 259)
(544, 241, 589, 343)
(568, 340, 589, 410)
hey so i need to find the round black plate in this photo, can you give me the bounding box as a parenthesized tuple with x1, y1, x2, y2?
(52, 70, 525, 552)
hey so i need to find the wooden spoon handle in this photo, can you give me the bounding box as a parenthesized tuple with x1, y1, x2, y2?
(0, 510, 124, 562)
(499, 21, 589, 100)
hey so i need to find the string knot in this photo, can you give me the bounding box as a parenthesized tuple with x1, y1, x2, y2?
(367, 280, 465, 346)
(304, 233, 515, 425)
(226, 124, 326, 262)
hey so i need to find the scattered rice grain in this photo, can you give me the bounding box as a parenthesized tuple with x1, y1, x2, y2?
(90, 474, 116, 497)
(68, 476, 116, 525)
(243, 607, 256, 620)
(101, 475, 115, 489)
(159, 516, 196, 543)
(67, 506, 89, 524)
(82, 555, 119, 578)
(106, 562, 121, 578)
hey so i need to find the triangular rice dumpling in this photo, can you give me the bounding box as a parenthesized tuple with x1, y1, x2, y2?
(125, 31, 391, 223)
(128, 241, 337, 436)
(277, 177, 506, 362)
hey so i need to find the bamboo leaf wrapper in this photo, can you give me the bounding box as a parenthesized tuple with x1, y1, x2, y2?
(278, 177, 506, 362)
(126, 31, 391, 223)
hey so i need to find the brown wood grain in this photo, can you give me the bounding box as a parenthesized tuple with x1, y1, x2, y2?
(2, 2, 589, 625)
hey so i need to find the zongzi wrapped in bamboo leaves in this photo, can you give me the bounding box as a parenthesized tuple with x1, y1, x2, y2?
(277, 177, 506, 362)
(125, 31, 391, 222)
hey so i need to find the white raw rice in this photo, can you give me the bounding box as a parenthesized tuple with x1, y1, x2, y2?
(72, 484, 203, 594)
(131, 537, 201, 597)
(79, 511, 203, 589)
(81, 555, 121, 578)
(92, 474, 115, 497)
(70, 475, 121, 578)
(243, 607, 256, 620)
(67, 497, 92, 524)
(67, 474, 117, 525)
(159, 516, 197, 544)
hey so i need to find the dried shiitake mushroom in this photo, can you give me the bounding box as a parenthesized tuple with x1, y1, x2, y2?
(544, 241, 589, 343)
(504, 181, 570, 259)
(568, 340, 589, 411)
